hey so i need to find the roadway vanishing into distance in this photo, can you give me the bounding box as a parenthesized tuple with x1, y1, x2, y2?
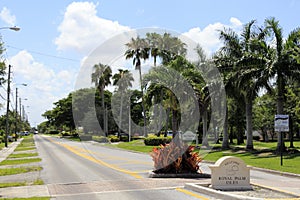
(35, 135, 213, 200)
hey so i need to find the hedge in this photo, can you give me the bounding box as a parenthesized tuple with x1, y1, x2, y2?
(144, 136, 172, 146)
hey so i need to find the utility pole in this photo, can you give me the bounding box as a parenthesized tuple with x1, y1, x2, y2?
(19, 97, 21, 122)
(14, 87, 18, 141)
(5, 65, 11, 148)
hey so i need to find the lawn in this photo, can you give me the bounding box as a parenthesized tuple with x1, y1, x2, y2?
(108, 139, 156, 153)
(0, 166, 42, 176)
(199, 140, 300, 174)
(0, 158, 42, 166)
(109, 139, 300, 174)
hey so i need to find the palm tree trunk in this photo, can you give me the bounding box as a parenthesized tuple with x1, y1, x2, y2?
(138, 67, 147, 137)
(202, 108, 209, 147)
(276, 75, 286, 151)
(100, 86, 106, 136)
(222, 104, 229, 149)
(118, 92, 124, 137)
(246, 97, 254, 150)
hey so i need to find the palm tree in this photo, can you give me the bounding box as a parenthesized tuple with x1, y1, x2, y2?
(160, 33, 187, 65)
(216, 20, 271, 150)
(125, 36, 149, 137)
(112, 69, 134, 136)
(146, 32, 162, 67)
(264, 17, 300, 151)
(91, 63, 112, 136)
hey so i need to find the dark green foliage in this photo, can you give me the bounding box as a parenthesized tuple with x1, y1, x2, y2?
(144, 136, 172, 146)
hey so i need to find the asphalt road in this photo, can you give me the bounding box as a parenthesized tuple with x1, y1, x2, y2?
(35, 135, 214, 200)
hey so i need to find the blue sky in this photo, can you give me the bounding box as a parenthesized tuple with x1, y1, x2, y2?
(0, 0, 299, 126)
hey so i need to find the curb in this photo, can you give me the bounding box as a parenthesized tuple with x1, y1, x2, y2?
(184, 183, 262, 200)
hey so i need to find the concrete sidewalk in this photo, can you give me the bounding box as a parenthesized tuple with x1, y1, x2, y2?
(0, 138, 23, 163)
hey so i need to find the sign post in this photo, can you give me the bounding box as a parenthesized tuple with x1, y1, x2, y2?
(274, 115, 289, 166)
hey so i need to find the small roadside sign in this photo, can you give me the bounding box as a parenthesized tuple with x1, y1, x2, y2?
(274, 115, 289, 132)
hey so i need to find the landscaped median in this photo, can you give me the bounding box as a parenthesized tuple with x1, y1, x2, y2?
(0, 135, 49, 200)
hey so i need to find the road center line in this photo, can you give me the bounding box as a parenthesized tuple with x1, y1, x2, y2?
(47, 137, 146, 179)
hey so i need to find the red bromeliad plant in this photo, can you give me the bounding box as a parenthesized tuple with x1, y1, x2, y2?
(150, 139, 202, 174)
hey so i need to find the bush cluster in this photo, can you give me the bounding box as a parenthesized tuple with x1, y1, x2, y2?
(108, 135, 120, 143)
(144, 136, 172, 146)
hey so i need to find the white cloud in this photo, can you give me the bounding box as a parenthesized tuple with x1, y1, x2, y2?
(230, 17, 243, 27)
(182, 18, 243, 56)
(55, 2, 131, 55)
(9, 50, 76, 124)
(0, 7, 16, 26)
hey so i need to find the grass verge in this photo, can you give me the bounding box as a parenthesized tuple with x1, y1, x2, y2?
(8, 153, 38, 159)
(108, 140, 156, 153)
(0, 158, 42, 166)
(0, 178, 44, 188)
(0, 166, 42, 176)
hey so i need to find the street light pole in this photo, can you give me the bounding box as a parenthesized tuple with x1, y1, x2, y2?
(4, 65, 11, 148)
(0, 26, 20, 31)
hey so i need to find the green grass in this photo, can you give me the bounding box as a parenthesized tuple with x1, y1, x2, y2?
(8, 153, 38, 159)
(0, 197, 50, 200)
(0, 166, 42, 176)
(14, 146, 36, 152)
(0, 182, 26, 188)
(202, 148, 300, 174)
(0, 158, 41, 166)
(109, 139, 157, 153)
(0, 178, 44, 188)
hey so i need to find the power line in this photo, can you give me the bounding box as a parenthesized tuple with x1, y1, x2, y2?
(6, 45, 80, 62)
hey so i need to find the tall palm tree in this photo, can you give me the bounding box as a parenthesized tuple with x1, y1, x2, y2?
(112, 69, 134, 136)
(91, 63, 112, 136)
(160, 33, 187, 65)
(125, 36, 149, 137)
(216, 20, 271, 150)
(146, 32, 162, 67)
(264, 17, 300, 151)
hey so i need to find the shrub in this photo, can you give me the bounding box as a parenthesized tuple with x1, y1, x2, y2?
(150, 139, 202, 174)
(144, 136, 172, 146)
(109, 135, 120, 143)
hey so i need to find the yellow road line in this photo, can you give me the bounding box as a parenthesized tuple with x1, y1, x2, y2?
(175, 188, 210, 200)
(46, 137, 146, 179)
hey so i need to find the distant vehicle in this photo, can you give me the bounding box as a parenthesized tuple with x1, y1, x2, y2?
(20, 131, 29, 136)
(34, 130, 38, 134)
(8, 135, 13, 142)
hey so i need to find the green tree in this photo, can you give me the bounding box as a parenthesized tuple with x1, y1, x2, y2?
(112, 69, 134, 136)
(264, 17, 300, 151)
(91, 63, 112, 136)
(216, 20, 271, 149)
(125, 36, 149, 136)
